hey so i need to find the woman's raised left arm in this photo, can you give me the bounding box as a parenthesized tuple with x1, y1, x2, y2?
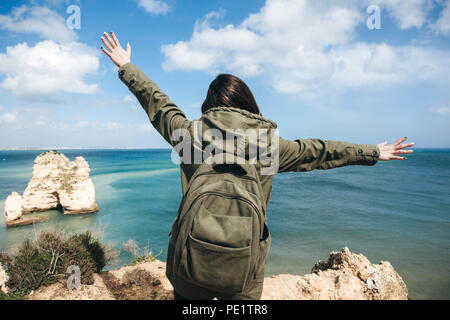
(100, 32, 189, 147)
(278, 136, 414, 173)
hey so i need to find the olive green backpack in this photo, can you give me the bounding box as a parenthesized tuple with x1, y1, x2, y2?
(166, 162, 269, 294)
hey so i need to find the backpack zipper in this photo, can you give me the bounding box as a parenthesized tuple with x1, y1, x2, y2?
(194, 170, 259, 183)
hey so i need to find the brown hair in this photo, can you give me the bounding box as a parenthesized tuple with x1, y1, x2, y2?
(201, 74, 261, 115)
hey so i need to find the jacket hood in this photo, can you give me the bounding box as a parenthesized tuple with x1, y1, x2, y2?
(200, 106, 277, 131)
(184, 106, 278, 170)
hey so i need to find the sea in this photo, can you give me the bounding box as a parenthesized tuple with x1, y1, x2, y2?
(0, 148, 448, 300)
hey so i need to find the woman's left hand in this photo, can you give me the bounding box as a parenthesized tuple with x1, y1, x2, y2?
(377, 137, 414, 161)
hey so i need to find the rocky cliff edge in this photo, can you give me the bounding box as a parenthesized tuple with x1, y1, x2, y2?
(23, 247, 408, 300)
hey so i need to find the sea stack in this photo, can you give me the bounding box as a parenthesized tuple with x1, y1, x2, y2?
(3, 150, 99, 227)
(3, 192, 47, 227)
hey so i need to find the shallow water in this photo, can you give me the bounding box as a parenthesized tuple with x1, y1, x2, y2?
(0, 148, 449, 299)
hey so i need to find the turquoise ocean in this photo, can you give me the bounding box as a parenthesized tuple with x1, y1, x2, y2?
(0, 149, 448, 299)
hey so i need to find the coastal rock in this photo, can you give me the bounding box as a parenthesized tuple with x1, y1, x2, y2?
(261, 247, 408, 300)
(4, 192, 23, 222)
(26, 273, 112, 300)
(19, 150, 98, 215)
(3, 192, 48, 227)
(5, 216, 48, 228)
(26, 248, 408, 300)
(27, 260, 173, 300)
(0, 263, 7, 294)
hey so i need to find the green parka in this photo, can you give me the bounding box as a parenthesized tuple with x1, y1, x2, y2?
(118, 62, 380, 210)
(118, 62, 380, 299)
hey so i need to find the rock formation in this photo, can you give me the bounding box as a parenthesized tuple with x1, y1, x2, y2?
(3, 150, 98, 227)
(261, 247, 408, 300)
(0, 263, 7, 294)
(4, 192, 23, 222)
(3, 192, 47, 228)
(25, 247, 408, 300)
(27, 260, 173, 300)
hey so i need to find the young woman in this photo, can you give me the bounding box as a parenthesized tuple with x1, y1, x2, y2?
(101, 32, 414, 300)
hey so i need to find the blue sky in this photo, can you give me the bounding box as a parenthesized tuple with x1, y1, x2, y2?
(0, 0, 449, 148)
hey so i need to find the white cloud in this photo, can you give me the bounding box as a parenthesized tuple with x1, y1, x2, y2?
(0, 40, 99, 97)
(0, 5, 77, 43)
(41, 0, 80, 7)
(329, 43, 450, 88)
(136, 123, 155, 133)
(162, 0, 362, 86)
(432, 0, 450, 35)
(430, 106, 450, 114)
(161, 0, 450, 94)
(72, 120, 154, 133)
(367, 0, 433, 30)
(0, 106, 155, 134)
(123, 95, 141, 111)
(0, 107, 51, 127)
(0, 112, 18, 123)
(0, 107, 161, 148)
(137, 0, 170, 15)
(0, 6, 100, 99)
(123, 95, 135, 103)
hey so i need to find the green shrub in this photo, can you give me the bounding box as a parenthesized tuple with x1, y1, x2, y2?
(59, 174, 73, 193)
(0, 230, 119, 299)
(123, 239, 158, 267)
(38, 150, 62, 157)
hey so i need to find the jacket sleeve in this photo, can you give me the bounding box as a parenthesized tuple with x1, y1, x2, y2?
(278, 137, 380, 173)
(118, 62, 189, 146)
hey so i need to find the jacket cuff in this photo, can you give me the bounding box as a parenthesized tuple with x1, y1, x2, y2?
(118, 62, 138, 88)
(349, 144, 380, 166)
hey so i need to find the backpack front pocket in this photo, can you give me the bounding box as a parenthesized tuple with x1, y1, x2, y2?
(191, 211, 253, 248)
(178, 234, 252, 294)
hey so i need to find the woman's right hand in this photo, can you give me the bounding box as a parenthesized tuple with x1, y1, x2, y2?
(100, 31, 131, 68)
